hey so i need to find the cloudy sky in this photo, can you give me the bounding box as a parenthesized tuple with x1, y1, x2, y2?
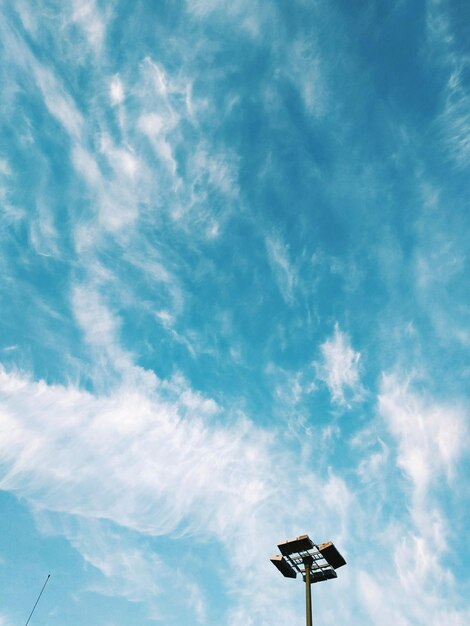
(0, 1, 469, 624)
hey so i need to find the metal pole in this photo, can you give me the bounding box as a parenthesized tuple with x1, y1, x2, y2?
(303, 556, 313, 626)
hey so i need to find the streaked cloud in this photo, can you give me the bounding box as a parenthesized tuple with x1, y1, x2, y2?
(0, 364, 351, 623)
(109, 75, 125, 106)
(265, 235, 296, 304)
(315, 324, 363, 406)
(379, 373, 468, 497)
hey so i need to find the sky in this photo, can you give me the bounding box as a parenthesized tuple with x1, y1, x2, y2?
(0, 0, 469, 625)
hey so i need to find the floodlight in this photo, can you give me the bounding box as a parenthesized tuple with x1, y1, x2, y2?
(277, 534, 314, 556)
(270, 533, 346, 626)
(318, 541, 347, 569)
(270, 554, 297, 578)
(305, 569, 337, 583)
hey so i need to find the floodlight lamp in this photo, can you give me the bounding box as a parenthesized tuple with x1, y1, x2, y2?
(277, 534, 314, 556)
(270, 533, 346, 626)
(270, 554, 297, 579)
(318, 541, 346, 569)
(304, 569, 337, 583)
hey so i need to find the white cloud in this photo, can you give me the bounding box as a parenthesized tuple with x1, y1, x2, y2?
(441, 73, 470, 168)
(33, 511, 211, 623)
(191, 147, 238, 198)
(378, 373, 467, 499)
(33, 63, 84, 141)
(354, 514, 470, 626)
(72, 146, 101, 188)
(178, 577, 206, 624)
(315, 324, 363, 405)
(357, 570, 408, 626)
(0, 366, 250, 534)
(0, 364, 352, 623)
(0, 158, 11, 176)
(110, 75, 125, 105)
(99, 135, 140, 179)
(137, 113, 177, 173)
(15, 0, 39, 36)
(185, 0, 222, 17)
(72, 284, 133, 379)
(35, 512, 164, 603)
(268, 363, 316, 413)
(71, 142, 141, 234)
(131, 59, 189, 177)
(288, 36, 327, 117)
(29, 199, 60, 258)
(137, 112, 171, 136)
(412, 176, 470, 349)
(184, 0, 273, 38)
(265, 235, 296, 304)
(357, 373, 470, 626)
(70, 0, 108, 52)
(426, 0, 470, 168)
(356, 437, 389, 484)
(357, 538, 470, 626)
(0, 22, 84, 141)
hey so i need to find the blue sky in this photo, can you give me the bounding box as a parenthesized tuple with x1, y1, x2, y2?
(0, 1, 469, 624)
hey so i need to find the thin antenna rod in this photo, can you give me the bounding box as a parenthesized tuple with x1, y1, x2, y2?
(25, 574, 51, 626)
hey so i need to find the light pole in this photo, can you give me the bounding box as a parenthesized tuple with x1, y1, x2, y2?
(270, 534, 346, 626)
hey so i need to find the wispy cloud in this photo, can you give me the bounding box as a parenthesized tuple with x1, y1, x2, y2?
(427, 0, 470, 169)
(315, 323, 363, 406)
(265, 235, 296, 304)
(379, 372, 468, 499)
(69, 0, 108, 52)
(0, 363, 352, 622)
(288, 35, 327, 117)
(349, 371, 470, 626)
(185, 0, 274, 38)
(35, 512, 164, 603)
(109, 74, 125, 106)
(0, 22, 84, 142)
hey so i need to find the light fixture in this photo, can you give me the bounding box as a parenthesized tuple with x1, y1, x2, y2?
(270, 534, 346, 626)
